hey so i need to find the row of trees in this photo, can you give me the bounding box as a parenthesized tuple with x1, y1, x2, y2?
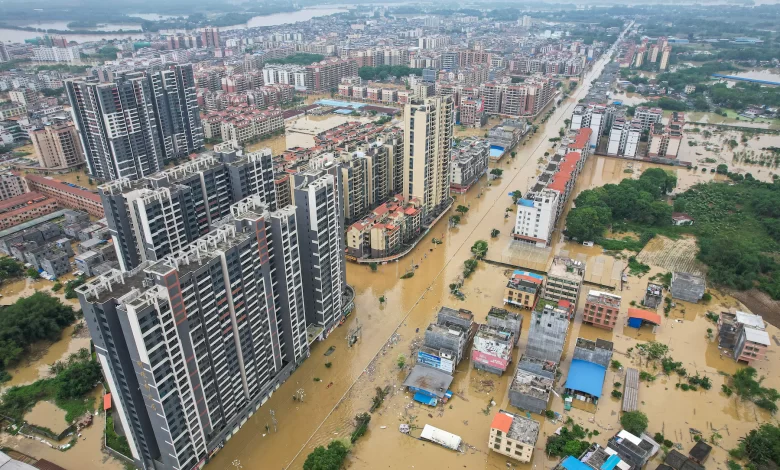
(565, 168, 677, 242)
(358, 65, 422, 81)
(266, 53, 325, 66)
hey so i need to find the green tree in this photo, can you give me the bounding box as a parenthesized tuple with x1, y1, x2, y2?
(565, 206, 611, 241)
(397, 354, 406, 369)
(621, 411, 649, 436)
(456, 205, 469, 215)
(471, 240, 489, 259)
(491, 229, 500, 238)
(449, 215, 461, 226)
(26, 268, 40, 279)
(739, 424, 780, 467)
(490, 168, 503, 177)
(303, 440, 349, 470)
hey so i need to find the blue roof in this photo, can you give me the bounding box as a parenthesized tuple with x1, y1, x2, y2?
(413, 392, 438, 406)
(564, 359, 607, 398)
(602, 454, 622, 470)
(518, 198, 535, 208)
(514, 270, 544, 280)
(561, 456, 593, 470)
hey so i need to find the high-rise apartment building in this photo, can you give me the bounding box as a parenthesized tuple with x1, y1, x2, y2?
(403, 96, 454, 220)
(76, 196, 308, 470)
(659, 46, 671, 70)
(66, 64, 203, 182)
(149, 64, 205, 162)
(200, 27, 221, 48)
(30, 120, 85, 169)
(100, 146, 277, 271)
(292, 170, 347, 333)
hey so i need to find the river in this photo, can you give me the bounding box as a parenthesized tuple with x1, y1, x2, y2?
(0, 7, 348, 43)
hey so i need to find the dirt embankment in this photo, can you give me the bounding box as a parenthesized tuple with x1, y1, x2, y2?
(730, 289, 780, 330)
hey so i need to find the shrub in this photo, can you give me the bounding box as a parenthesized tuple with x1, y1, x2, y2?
(620, 411, 649, 436)
(611, 390, 623, 398)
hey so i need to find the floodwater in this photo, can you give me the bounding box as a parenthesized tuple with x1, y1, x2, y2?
(0, 275, 88, 391)
(1, 322, 91, 391)
(208, 45, 780, 470)
(205, 43, 619, 470)
(0, 6, 349, 42)
(26, 401, 68, 432)
(0, 387, 124, 470)
(678, 128, 780, 182)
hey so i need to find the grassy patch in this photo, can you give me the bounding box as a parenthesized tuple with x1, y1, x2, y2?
(106, 412, 133, 458)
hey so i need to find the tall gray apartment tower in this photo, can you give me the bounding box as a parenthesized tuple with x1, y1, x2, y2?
(100, 145, 277, 271)
(77, 197, 308, 470)
(66, 64, 203, 182)
(293, 167, 347, 333)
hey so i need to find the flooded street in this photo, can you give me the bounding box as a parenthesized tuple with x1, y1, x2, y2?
(206, 50, 629, 470)
(3, 47, 775, 470)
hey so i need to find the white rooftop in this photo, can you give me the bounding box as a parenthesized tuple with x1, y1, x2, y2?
(744, 327, 770, 346)
(736, 311, 765, 330)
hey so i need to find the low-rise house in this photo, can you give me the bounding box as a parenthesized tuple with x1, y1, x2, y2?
(504, 270, 544, 309)
(489, 410, 540, 463)
(486, 307, 523, 346)
(471, 324, 515, 376)
(508, 356, 556, 414)
(670, 272, 705, 303)
(582, 290, 622, 330)
(544, 256, 585, 304)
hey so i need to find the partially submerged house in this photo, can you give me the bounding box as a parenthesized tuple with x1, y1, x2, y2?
(670, 272, 705, 303)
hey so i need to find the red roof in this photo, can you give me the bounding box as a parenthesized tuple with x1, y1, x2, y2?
(513, 273, 543, 285)
(558, 299, 573, 309)
(627, 308, 662, 325)
(104, 393, 112, 411)
(491, 413, 512, 433)
(23, 174, 102, 203)
(570, 128, 592, 149)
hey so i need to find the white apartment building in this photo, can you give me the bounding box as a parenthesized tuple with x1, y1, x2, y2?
(32, 46, 81, 63)
(514, 188, 559, 247)
(262, 64, 307, 90)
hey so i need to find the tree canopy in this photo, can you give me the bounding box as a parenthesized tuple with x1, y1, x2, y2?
(620, 411, 649, 436)
(0, 292, 76, 369)
(303, 440, 349, 470)
(358, 65, 422, 81)
(565, 168, 676, 241)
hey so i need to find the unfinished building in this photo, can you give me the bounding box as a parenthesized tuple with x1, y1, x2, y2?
(525, 304, 570, 364)
(471, 324, 515, 376)
(508, 356, 556, 414)
(487, 307, 523, 346)
(423, 307, 476, 366)
(643, 282, 663, 309)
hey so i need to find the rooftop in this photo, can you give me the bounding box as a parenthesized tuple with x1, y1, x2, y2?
(494, 410, 541, 445)
(586, 290, 622, 308)
(735, 310, 765, 330)
(402, 364, 454, 398)
(564, 359, 607, 398)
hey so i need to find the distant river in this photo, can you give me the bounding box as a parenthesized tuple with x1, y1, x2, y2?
(0, 6, 348, 43)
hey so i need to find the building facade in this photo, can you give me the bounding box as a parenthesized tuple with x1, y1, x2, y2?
(582, 290, 622, 330)
(403, 96, 454, 221)
(30, 121, 86, 169)
(76, 197, 308, 470)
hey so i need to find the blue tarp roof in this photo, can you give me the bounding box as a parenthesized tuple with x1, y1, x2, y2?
(602, 454, 622, 470)
(413, 392, 438, 406)
(518, 198, 535, 207)
(561, 456, 593, 470)
(565, 359, 607, 398)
